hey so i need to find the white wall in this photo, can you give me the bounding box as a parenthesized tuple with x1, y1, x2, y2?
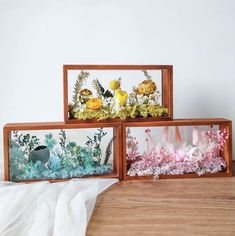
(1, 0, 235, 178)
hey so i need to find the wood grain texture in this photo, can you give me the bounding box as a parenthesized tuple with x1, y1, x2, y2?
(66, 116, 172, 124)
(63, 65, 173, 70)
(87, 165, 235, 236)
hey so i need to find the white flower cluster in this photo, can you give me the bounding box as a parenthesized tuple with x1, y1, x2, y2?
(136, 90, 160, 105)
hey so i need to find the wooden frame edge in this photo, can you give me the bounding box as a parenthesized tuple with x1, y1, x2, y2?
(3, 126, 10, 181)
(63, 64, 173, 70)
(63, 65, 69, 123)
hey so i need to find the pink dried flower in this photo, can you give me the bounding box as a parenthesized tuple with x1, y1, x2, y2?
(126, 128, 139, 161)
(203, 128, 228, 151)
(127, 127, 229, 178)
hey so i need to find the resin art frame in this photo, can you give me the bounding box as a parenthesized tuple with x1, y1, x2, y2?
(4, 122, 122, 182)
(123, 119, 232, 180)
(63, 65, 173, 123)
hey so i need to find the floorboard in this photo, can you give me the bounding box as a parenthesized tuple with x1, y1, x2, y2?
(87, 163, 235, 236)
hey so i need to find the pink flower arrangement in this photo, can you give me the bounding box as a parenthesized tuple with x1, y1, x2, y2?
(202, 128, 228, 150)
(127, 127, 228, 177)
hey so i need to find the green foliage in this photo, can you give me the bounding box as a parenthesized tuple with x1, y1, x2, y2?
(72, 70, 90, 106)
(59, 129, 66, 151)
(48, 156, 61, 171)
(128, 89, 138, 105)
(22, 161, 47, 179)
(68, 103, 75, 119)
(92, 79, 104, 97)
(142, 70, 152, 80)
(85, 128, 107, 165)
(9, 141, 27, 180)
(138, 104, 168, 118)
(45, 133, 57, 151)
(61, 154, 79, 170)
(13, 131, 40, 154)
(66, 141, 78, 156)
(75, 106, 112, 120)
(77, 148, 94, 167)
(92, 79, 113, 98)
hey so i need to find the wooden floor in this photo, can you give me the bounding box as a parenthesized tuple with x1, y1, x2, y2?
(87, 165, 235, 236)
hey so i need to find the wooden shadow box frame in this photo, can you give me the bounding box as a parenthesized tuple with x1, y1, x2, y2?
(122, 118, 232, 180)
(63, 65, 173, 124)
(4, 122, 122, 183)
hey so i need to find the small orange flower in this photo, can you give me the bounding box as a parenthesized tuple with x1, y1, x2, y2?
(86, 98, 102, 110)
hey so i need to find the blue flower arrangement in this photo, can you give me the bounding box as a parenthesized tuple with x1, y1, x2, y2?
(9, 128, 114, 181)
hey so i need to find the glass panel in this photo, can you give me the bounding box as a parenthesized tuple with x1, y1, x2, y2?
(9, 127, 115, 181)
(126, 125, 228, 177)
(67, 69, 167, 120)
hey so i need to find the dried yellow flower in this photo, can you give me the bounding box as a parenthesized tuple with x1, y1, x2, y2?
(109, 80, 120, 90)
(137, 80, 157, 95)
(86, 98, 102, 110)
(116, 90, 128, 106)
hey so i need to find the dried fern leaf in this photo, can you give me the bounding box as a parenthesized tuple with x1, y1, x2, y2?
(104, 136, 115, 164)
(72, 70, 89, 106)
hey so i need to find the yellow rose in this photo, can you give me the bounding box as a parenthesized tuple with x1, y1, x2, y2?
(137, 80, 157, 95)
(116, 90, 128, 106)
(86, 98, 102, 110)
(109, 80, 120, 90)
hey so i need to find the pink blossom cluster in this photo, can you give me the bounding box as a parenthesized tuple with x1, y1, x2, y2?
(126, 127, 228, 177)
(128, 154, 226, 177)
(202, 128, 228, 150)
(126, 128, 139, 161)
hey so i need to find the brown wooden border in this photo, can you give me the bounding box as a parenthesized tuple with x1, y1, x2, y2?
(4, 122, 122, 183)
(122, 118, 232, 180)
(63, 64, 173, 123)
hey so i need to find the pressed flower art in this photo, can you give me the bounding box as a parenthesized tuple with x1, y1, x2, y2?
(126, 126, 229, 178)
(9, 128, 115, 181)
(68, 69, 168, 120)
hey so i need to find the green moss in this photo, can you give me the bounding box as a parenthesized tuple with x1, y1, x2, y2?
(74, 104, 168, 120)
(74, 107, 112, 120)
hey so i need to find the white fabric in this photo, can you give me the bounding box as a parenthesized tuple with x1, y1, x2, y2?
(0, 178, 118, 236)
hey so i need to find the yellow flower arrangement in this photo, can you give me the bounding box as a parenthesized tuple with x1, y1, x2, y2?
(71, 70, 168, 120)
(116, 89, 128, 106)
(137, 80, 157, 95)
(86, 98, 103, 110)
(109, 80, 120, 90)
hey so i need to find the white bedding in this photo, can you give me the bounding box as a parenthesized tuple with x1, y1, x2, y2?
(0, 178, 118, 236)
